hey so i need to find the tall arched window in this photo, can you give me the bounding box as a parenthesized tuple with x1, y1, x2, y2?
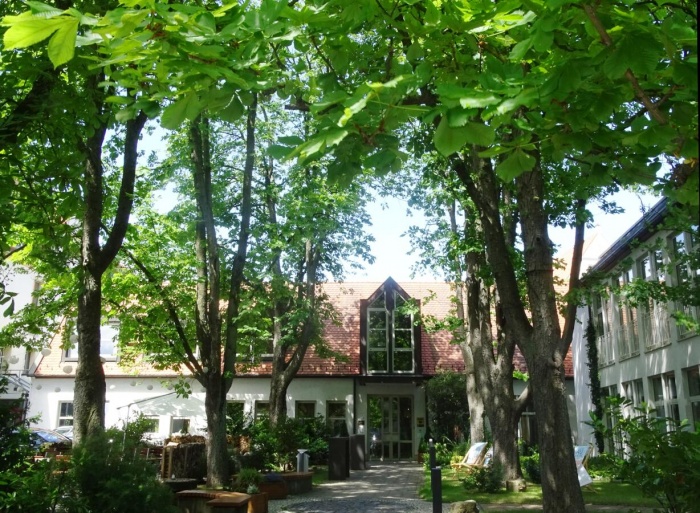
(363, 281, 418, 374)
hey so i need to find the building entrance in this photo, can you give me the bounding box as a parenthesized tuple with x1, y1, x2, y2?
(367, 395, 413, 460)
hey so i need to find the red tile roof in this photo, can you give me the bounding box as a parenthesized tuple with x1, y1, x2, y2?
(34, 279, 572, 379)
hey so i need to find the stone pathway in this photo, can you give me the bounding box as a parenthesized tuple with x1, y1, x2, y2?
(269, 462, 650, 513)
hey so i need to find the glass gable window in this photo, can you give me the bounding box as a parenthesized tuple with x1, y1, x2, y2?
(367, 289, 415, 374)
(65, 320, 119, 361)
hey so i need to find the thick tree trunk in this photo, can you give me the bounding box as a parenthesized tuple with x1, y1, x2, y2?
(516, 164, 585, 513)
(448, 201, 486, 443)
(73, 106, 146, 445)
(454, 151, 586, 513)
(462, 345, 485, 443)
(73, 273, 106, 444)
(204, 380, 229, 487)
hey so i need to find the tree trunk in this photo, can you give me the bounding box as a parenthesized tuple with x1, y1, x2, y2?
(516, 163, 585, 513)
(462, 344, 485, 443)
(73, 272, 106, 444)
(204, 379, 229, 487)
(453, 151, 586, 512)
(447, 200, 486, 443)
(73, 99, 146, 445)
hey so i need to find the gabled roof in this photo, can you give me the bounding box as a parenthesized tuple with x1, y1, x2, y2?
(34, 278, 572, 379)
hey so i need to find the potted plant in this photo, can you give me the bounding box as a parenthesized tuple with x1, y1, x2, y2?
(233, 468, 268, 513)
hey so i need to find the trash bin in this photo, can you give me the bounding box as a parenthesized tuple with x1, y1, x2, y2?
(297, 448, 309, 473)
(328, 437, 350, 480)
(350, 434, 366, 470)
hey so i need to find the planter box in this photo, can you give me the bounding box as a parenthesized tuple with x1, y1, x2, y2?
(258, 480, 288, 500)
(280, 472, 313, 495)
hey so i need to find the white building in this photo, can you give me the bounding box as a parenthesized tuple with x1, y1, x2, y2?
(572, 198, 700, 445)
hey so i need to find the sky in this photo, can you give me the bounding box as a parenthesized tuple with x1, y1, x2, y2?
(344, 189, 662, 283)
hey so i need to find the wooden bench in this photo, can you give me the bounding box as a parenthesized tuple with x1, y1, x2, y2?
(175, 489, 249, 513)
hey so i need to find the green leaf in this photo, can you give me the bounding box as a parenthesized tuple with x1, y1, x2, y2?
(217, 96, 245, 122)
(434, 117, 470, 156)
(495, 149, 536, 180)
(3, 17, 66, 50)
(364, 149, 396, 170)
(47, 16, 78, 67)
(339, 94, 370, 127)
(161, 94, 201, 130)
(267, 144, 292, 160)
(463, 122, 495, 146)
(509, 38, 532, 61)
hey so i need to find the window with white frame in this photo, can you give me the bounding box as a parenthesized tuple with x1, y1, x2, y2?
(649, 372, 680, 430)
(622, 379, 645, 416)
(593, 294, 615, 366)
(226, 401, 246, 433)
(685, 366, 700, 430)
(600, 385, 622, 455)
(171, 418, 190, 435)
(57, 401, 73, 427)
(367, 290, 415, 374)
(636, 250, 671, 351)
(615, 268, 639, 359)
(295, 401, 316, 422)
(326, 401, 347, 436)
(672, 231, 700, 338)
(65, 320, 119, 361)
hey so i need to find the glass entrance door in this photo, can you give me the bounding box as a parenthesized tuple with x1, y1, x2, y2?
(367, 395, 413, 460)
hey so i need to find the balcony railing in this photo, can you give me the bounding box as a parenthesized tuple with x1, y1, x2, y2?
(597, 332, 615, 367)
(639, 303, 671, 351)
(676, 303, 700, 339)
(615, 323, 640, 360)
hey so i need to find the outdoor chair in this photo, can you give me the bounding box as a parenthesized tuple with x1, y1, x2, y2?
(574, 444, 595, 490)
(451, 441, 489, 476)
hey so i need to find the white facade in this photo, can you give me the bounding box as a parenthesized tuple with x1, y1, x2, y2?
(1, 266, 41, 407)
(572, 203, 700, 446)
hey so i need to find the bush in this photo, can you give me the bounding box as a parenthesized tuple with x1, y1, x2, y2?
(0, 429, 176, 513)
(520, 452, 541, 484)
(591, 396, 700, 513)
(233, 467, 263, 493)
(425, 371, 469, 443)
(241, 415, 332, 471)
(422, 439, 456, 471)
(461, 464, 504, 493)
(586, 453, 623, 480)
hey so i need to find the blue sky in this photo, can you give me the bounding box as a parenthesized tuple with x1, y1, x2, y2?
(345, 189, 661, 283)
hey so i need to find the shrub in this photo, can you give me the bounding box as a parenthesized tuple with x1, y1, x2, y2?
(422, 439, 456, 471)
(424, 371, 469, 443)
(586, 453, 623, 480)
(591, 396, 700, 513)
(233, 467, 263, 493)
(68, 432, 177, 513)
(520, 452, 541, 484)
(461, 464, 504, 493)
(241, 415, 331, 471)
(0, 429, 176, 513)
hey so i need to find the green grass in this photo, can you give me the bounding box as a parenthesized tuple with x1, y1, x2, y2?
(311, 465, 329, 486)
(419, 470, 657, 510)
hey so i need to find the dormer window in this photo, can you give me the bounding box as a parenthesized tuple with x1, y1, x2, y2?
(64, 320, 119, 362)
(362, 280, 420, 375)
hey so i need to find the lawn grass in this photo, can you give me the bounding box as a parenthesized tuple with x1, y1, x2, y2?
(311, 465, 329, 486)
(419, 470, 657, 510)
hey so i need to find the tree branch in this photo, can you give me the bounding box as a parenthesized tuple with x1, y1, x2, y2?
(582, 3, 668, 125)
